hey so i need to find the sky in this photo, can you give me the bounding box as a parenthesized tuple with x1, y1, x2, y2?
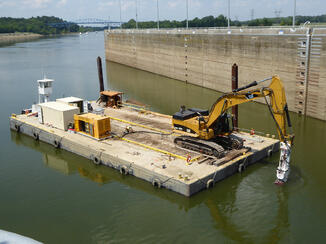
(0, 0, 325, 22)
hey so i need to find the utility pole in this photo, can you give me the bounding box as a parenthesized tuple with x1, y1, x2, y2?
(119, 0, 122, 29)
(227, 0, 230, 29)
(293, 0, 296, 27)
(231, 64, 238, 130)
(186, 0, 189, 29)
(156, 0, 159, 29)
(135, 0, 138, 29)
(108, 16, 111, 30)
(250, 9, 254, 21)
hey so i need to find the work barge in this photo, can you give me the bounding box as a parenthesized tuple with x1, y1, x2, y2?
(10, 102, 279, 197)
(9, 60, 284, 196)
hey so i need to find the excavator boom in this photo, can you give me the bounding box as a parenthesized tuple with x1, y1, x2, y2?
(206, 76, 293, 143)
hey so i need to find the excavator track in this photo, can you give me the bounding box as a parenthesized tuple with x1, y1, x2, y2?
(174, 136, 225, 158)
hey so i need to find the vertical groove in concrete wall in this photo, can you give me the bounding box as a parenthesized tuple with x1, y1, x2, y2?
(105, 27, 326, 121)
(301, 29, 311, 116)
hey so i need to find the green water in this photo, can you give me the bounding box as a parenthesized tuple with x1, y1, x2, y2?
(0, 32, 325, 243)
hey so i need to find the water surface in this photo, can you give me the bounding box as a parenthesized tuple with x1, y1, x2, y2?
(0, 32, 325, 243)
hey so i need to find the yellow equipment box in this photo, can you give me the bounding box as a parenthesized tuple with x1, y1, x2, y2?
(74, 113, 111, 139)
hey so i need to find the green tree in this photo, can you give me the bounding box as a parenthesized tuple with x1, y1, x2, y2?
(0, 16, 100, 35)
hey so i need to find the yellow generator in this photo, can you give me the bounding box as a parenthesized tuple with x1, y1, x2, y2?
(74, 113, 111, 140)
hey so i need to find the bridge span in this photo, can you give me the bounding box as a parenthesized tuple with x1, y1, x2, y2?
(49, 19, 123, 28)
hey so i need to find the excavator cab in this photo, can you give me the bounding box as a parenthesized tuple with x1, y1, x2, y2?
(213, 112, 233, 135)
(212, 112, 244, 150)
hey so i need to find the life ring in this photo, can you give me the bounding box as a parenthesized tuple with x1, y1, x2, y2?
(152, 179, 161, 188)
(238, 163, 246, 173)
(33, 132, 39, 140)
(250, 128, 255, 135)
(93, 156, 101, 165)
(54, 140, 60, 148)
(186, 155, 192, 163)
(267, 149, 273, 157)
(14, 124, 20, 132)
(206, 179, 214, 189)
(119, 165, 128, 175)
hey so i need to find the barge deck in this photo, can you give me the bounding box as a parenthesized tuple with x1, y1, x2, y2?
(9, 106, 279, 197)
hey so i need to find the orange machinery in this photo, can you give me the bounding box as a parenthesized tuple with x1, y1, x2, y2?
(74, 113, 111, 140)
(100, 91, 123, 108)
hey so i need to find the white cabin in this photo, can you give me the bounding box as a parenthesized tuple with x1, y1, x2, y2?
(37, 77, 54, 103)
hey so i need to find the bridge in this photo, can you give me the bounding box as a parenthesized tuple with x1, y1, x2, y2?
(49, 18, 124, 28)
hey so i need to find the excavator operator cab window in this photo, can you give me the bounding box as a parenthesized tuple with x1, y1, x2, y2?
(215, 113, 232, 135)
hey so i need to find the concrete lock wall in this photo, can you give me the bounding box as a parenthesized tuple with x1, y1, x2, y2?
(105, 27, 326, 121)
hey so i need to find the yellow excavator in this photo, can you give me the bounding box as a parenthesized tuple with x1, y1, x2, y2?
(172, 75, 294, 184)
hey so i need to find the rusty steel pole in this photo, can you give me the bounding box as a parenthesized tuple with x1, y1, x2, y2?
(97, 56, 104, 93)
(232, 63, 239, 130)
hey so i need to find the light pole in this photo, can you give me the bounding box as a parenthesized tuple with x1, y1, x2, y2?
(135, 0, 138, 29)
(186, 0, 189, 29)
(227, 0, 230, 29)
(293, 0, 296, 27)
(119, 0, 122, 29)
(156, 0, 159, 29)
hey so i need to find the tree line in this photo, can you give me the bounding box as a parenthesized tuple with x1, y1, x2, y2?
(122, 14, 326, 29)
(0, 16, 98, 35)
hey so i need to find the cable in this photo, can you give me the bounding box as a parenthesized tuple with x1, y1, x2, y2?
(120, 130, 172, 138)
